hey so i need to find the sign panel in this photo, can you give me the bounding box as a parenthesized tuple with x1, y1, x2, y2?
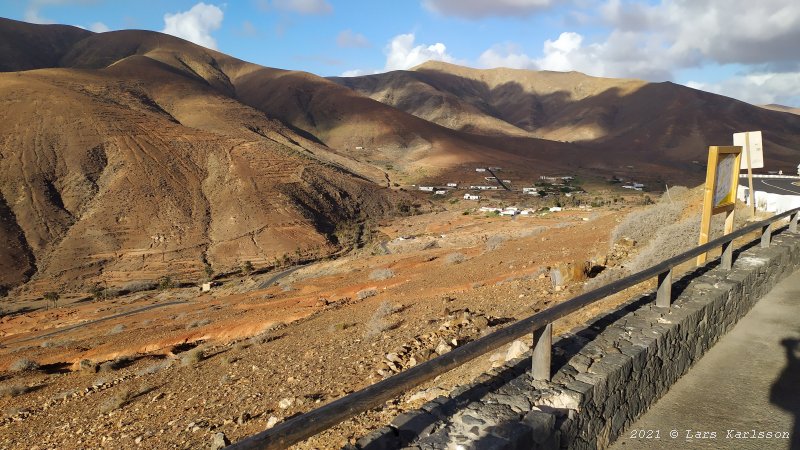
(734, 131, 764, 169)
(713, 153, 736, 208)
(697, 146, 742, 265)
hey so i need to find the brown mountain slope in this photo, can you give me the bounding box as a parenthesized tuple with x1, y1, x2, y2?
(761, 104, 800, 115)
(0, 18, 91, 72)
(331, 61, 800, 171)
(0, 22, 398, 292)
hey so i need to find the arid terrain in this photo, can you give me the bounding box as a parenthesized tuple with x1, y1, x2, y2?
(0, 15, 797, 450)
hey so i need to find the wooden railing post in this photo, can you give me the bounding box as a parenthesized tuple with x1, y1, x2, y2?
(656, 268, 673, 307)
(721, 240, 733, 270)
(761, 223, 772, 248)
(791, 212, 798, 233)
(531, 323, 552, 381)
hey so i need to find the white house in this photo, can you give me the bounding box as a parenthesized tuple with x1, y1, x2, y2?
(470, 185, 499, 190)
(522, 187, 537, 193)
(355, 146, 364, 150)
(434, 190, 447, 195)
(419, 186, 434, 192)
(446, 182, 458, 188)
(479, 206, 501, 212)
(464, 193, 480, 200)
(549, 206, 562, 212)
(476, 168, 487, 172)
(502, 179, 512, 183)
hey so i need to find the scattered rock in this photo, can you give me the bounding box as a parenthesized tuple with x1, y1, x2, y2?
(266, 416, 280, 429)
(278, 397, 295, 409)
(210, 432, 230, 450)
(435, 340, 453, 355)
(505, 339, 531, 362)
(407, 387, 448, 403)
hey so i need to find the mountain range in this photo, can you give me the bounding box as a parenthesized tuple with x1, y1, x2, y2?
(1, 17, 799, 292)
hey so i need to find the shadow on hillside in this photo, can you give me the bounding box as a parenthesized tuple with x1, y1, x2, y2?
(336, 67, 800, 175)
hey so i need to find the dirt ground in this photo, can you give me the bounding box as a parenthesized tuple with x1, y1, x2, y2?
(0, 194, 764, 449)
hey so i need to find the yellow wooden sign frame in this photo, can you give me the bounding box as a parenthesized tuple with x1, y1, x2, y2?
(697, 146, 742, 264)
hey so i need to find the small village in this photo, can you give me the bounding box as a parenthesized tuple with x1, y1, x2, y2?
(411, 166, 647, 216)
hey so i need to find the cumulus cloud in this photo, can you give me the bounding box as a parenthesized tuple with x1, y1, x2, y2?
(422, 0, 559, 19)
(686, 72, 800, 106)
(340, 69, 369, 77)
(162, 2, 224, 50)
(384, 33, 456, 71)
(337, 29, 370, 48)
(473, 0, 800, 103)
(88, 21, 109, 32)
(601, 0, 800, 68)
(260, 0, 332, 14)
(478, 43, 537, 69)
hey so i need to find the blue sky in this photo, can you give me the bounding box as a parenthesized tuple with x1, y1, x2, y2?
(2, 0, 798, 105)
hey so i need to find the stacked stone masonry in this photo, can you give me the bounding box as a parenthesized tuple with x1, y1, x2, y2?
(355, 231, 800, 450)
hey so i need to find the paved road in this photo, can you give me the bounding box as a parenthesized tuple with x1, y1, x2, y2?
(5, 300, 187, 345)
(741, 176, 800, 195)
(256, 264, 306, 290)
(610, 271, 800, 449)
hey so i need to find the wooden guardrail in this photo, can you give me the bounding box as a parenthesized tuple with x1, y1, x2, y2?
(228, 207, 800, 450)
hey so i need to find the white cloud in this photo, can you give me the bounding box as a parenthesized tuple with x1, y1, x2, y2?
(422, 0, 559, 19)
(261, 0, 332, 15)
(337, 29, 370, 48)
(598, 0, 800, 70)
(88, 21, 109, 32)
(384, 33, 456, 71)
(340, 69, 369, 77)
(478, 43, 537, 69)
(686, 72, 800, 106)
(162, 2, 224, 50)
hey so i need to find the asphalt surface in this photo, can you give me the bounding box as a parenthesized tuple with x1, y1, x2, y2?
(6, 300, 187, 345)
(610, 270, 800, 450)
(740, 176, 800, 195)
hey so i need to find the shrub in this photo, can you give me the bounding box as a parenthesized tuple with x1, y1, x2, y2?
(364, 301, 399, 338)
(356, 288, 378, 300)
(121, 280, 157, 294)
(157, 276, 174, 290)
(89, 284, 117, 300)
(241, 261, 254, 275)
(445, 253, 467, 264)
(43, 291, 59, 308)
(180, 347, 204, 367)
(186, 319, 212, 329)
(99, 386, 150, 413)
(203, 261, 214, 281)
(10, 358, 39, 372)
(627, 213, 728, 273)
(135, 360, 170, 377)
(369, 268, 395, 281)
(610, 201, 685, 248)
(485, 235, 506, 251)
(0, 384, 30, 398)
(79, 359, 98, 373)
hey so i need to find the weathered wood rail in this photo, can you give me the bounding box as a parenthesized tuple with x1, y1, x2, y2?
(228, 207, 800, 450)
